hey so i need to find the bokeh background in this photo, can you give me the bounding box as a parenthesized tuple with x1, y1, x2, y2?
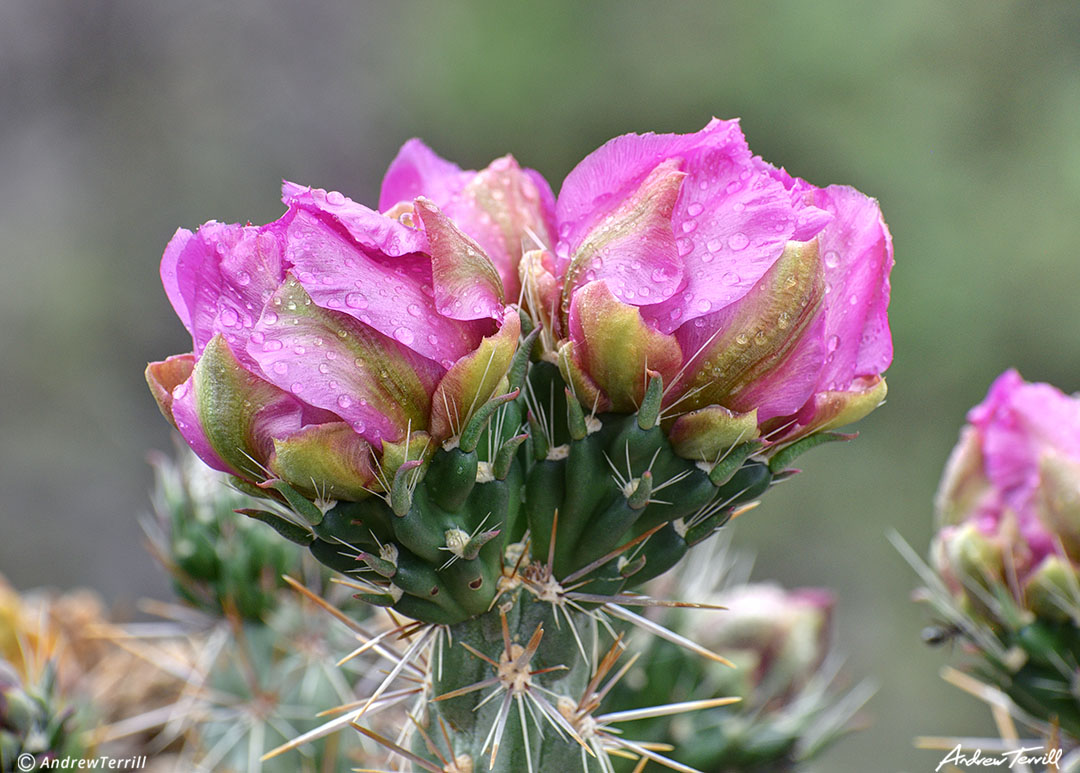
(2, 1, 1079, 770)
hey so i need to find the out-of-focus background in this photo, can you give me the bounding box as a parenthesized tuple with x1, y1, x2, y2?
(2, 1, 1078, 770)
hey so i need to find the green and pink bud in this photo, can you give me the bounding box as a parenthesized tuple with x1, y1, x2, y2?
(932, 370, 1080, 619)
(546, 119, 892, 456)
(146, 178, 522, 502)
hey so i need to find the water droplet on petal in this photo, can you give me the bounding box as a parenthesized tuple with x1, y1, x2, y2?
(318, 363, 329, 374)
(219, 308, 239, 327)
(848, 293, 859, 306)
(395, 327, 415, 344)
(290, 382, 304, 394)
(235, 271, 251, 286)
(676, 237, 694, 257)
(428, 334, 439, 345)
(696, 298, 711, 313)
(250, 331, 265, 345)
(686, 202, 704, 217)
(272, 362, 288, 375)
(827, 334, 840, 353)
(729, 232, 749, 251)
(263, 311, 279, 325)
(723, 271, 739, 285)
(293, 345, 305, 355)
(735, 333, 749, 345)
(345, 293, 368, 309)
(407, 303, 422, 318)
(681, 220, 697, 234)
(824, 250, 840, 269)
(325, 350, 337, 360)
(726, 180, 741, 194)
(263, 339, 283, 352)
(327, 190, 345, 205)
(706, 238, 723, 253)
(338, 395, 353, 409)
(669, 307, 683, 321)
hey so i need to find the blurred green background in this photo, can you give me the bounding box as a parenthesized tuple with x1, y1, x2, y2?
(2, 1, 1079, 770)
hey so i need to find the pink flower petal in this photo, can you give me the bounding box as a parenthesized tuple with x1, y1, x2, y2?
(283, 208, 492, 363)
(247, 275, 444, 447)
(282, 181, 426, 257)
(378, 138, 469, 213)
(160, 220, 288, 367)
(413, 197, 505, 321)
(809, 185, 894, 391)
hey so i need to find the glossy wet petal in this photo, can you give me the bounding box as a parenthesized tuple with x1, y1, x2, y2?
(247, 276, 443, 447)
(566, 280, 682, 412)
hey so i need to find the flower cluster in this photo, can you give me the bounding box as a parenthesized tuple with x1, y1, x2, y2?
(147, 120, 892, 498)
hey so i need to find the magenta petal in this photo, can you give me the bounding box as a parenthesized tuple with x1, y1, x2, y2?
(727, 313, 827, 422)
(160, 228, 195, 332)
(378, 138, 468, 212)
(811, 185, 894, 391)
(169, 370, 236, 476)
(561, 160, 685, 314)
(283, 208, 490, 363)
(282, 181, 426, 257)
(164, 220, 287, 366)
(247, 276, 445, 447)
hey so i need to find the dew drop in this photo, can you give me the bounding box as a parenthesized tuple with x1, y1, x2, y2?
(726, 180, 741, 194)
(669, 307, 683, 321)
(290, 382, 304, 394)
(250, 331, 265, 345)
(262, 339, 283, 352)
(263, 311, 279, 325)
(754, 331, 768, 345)
(318, 363, 329, 374)
(219, 308, 239, 327)
(696, 298, 711, 313)
(824, 250, 840, 269)
(345, 293, 368, 309)
(352, 420, 366, 433)
(686, 202, 704, 217)
(676, 237, 694, 257)
(338, 394, 353, 409)
(827, 334, 840, 353)
(681, 220, 697, 234)
(728, 232, 749, 251)
(326, 190, 345, 205)
(395, 327, 415, 344)
(235, 270, 251, 286)
(735, 333, 749, 345)
(407, 303, 422, 318)
(293, 345, 306, 355)
(428, 334, 439, 345)
(777, 312, 791, 329)
(272, 362, 288, 375)
(706, 238, 723, 253)
(325, 350, 337, 360)
(848, 293, 859, 306)
(723, 271, 739, 285)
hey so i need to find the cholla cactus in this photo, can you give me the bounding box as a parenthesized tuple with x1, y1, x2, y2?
(145, 121, 892, 771)
(145, 442, 303, 619)
(0, 579, 92, 769)
(908, 369, 1080, 750)
(604, 542, 870, 773)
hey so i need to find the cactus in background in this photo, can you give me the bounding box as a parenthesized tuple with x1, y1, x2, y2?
(145, 120, 892, 771)
(902, 369, 1080, 760)
(604, 539, 871, 773)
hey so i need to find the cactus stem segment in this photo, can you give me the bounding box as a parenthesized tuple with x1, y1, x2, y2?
(391, 459, 423, 516)
(460, 389, 522, 453)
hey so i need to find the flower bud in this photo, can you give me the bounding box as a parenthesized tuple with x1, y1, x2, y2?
(933, 370, 1080, 608)
(545, 119, 892, 455)
(147, 181, 522, 501)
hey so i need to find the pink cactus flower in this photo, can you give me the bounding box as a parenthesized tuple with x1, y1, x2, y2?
(934, 370, 1080, 604)
(146, 180, 521, 501)
(537, 118, 892, 455)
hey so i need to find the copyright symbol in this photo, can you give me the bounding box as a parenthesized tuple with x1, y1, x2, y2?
(17, 753, 35, 771)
